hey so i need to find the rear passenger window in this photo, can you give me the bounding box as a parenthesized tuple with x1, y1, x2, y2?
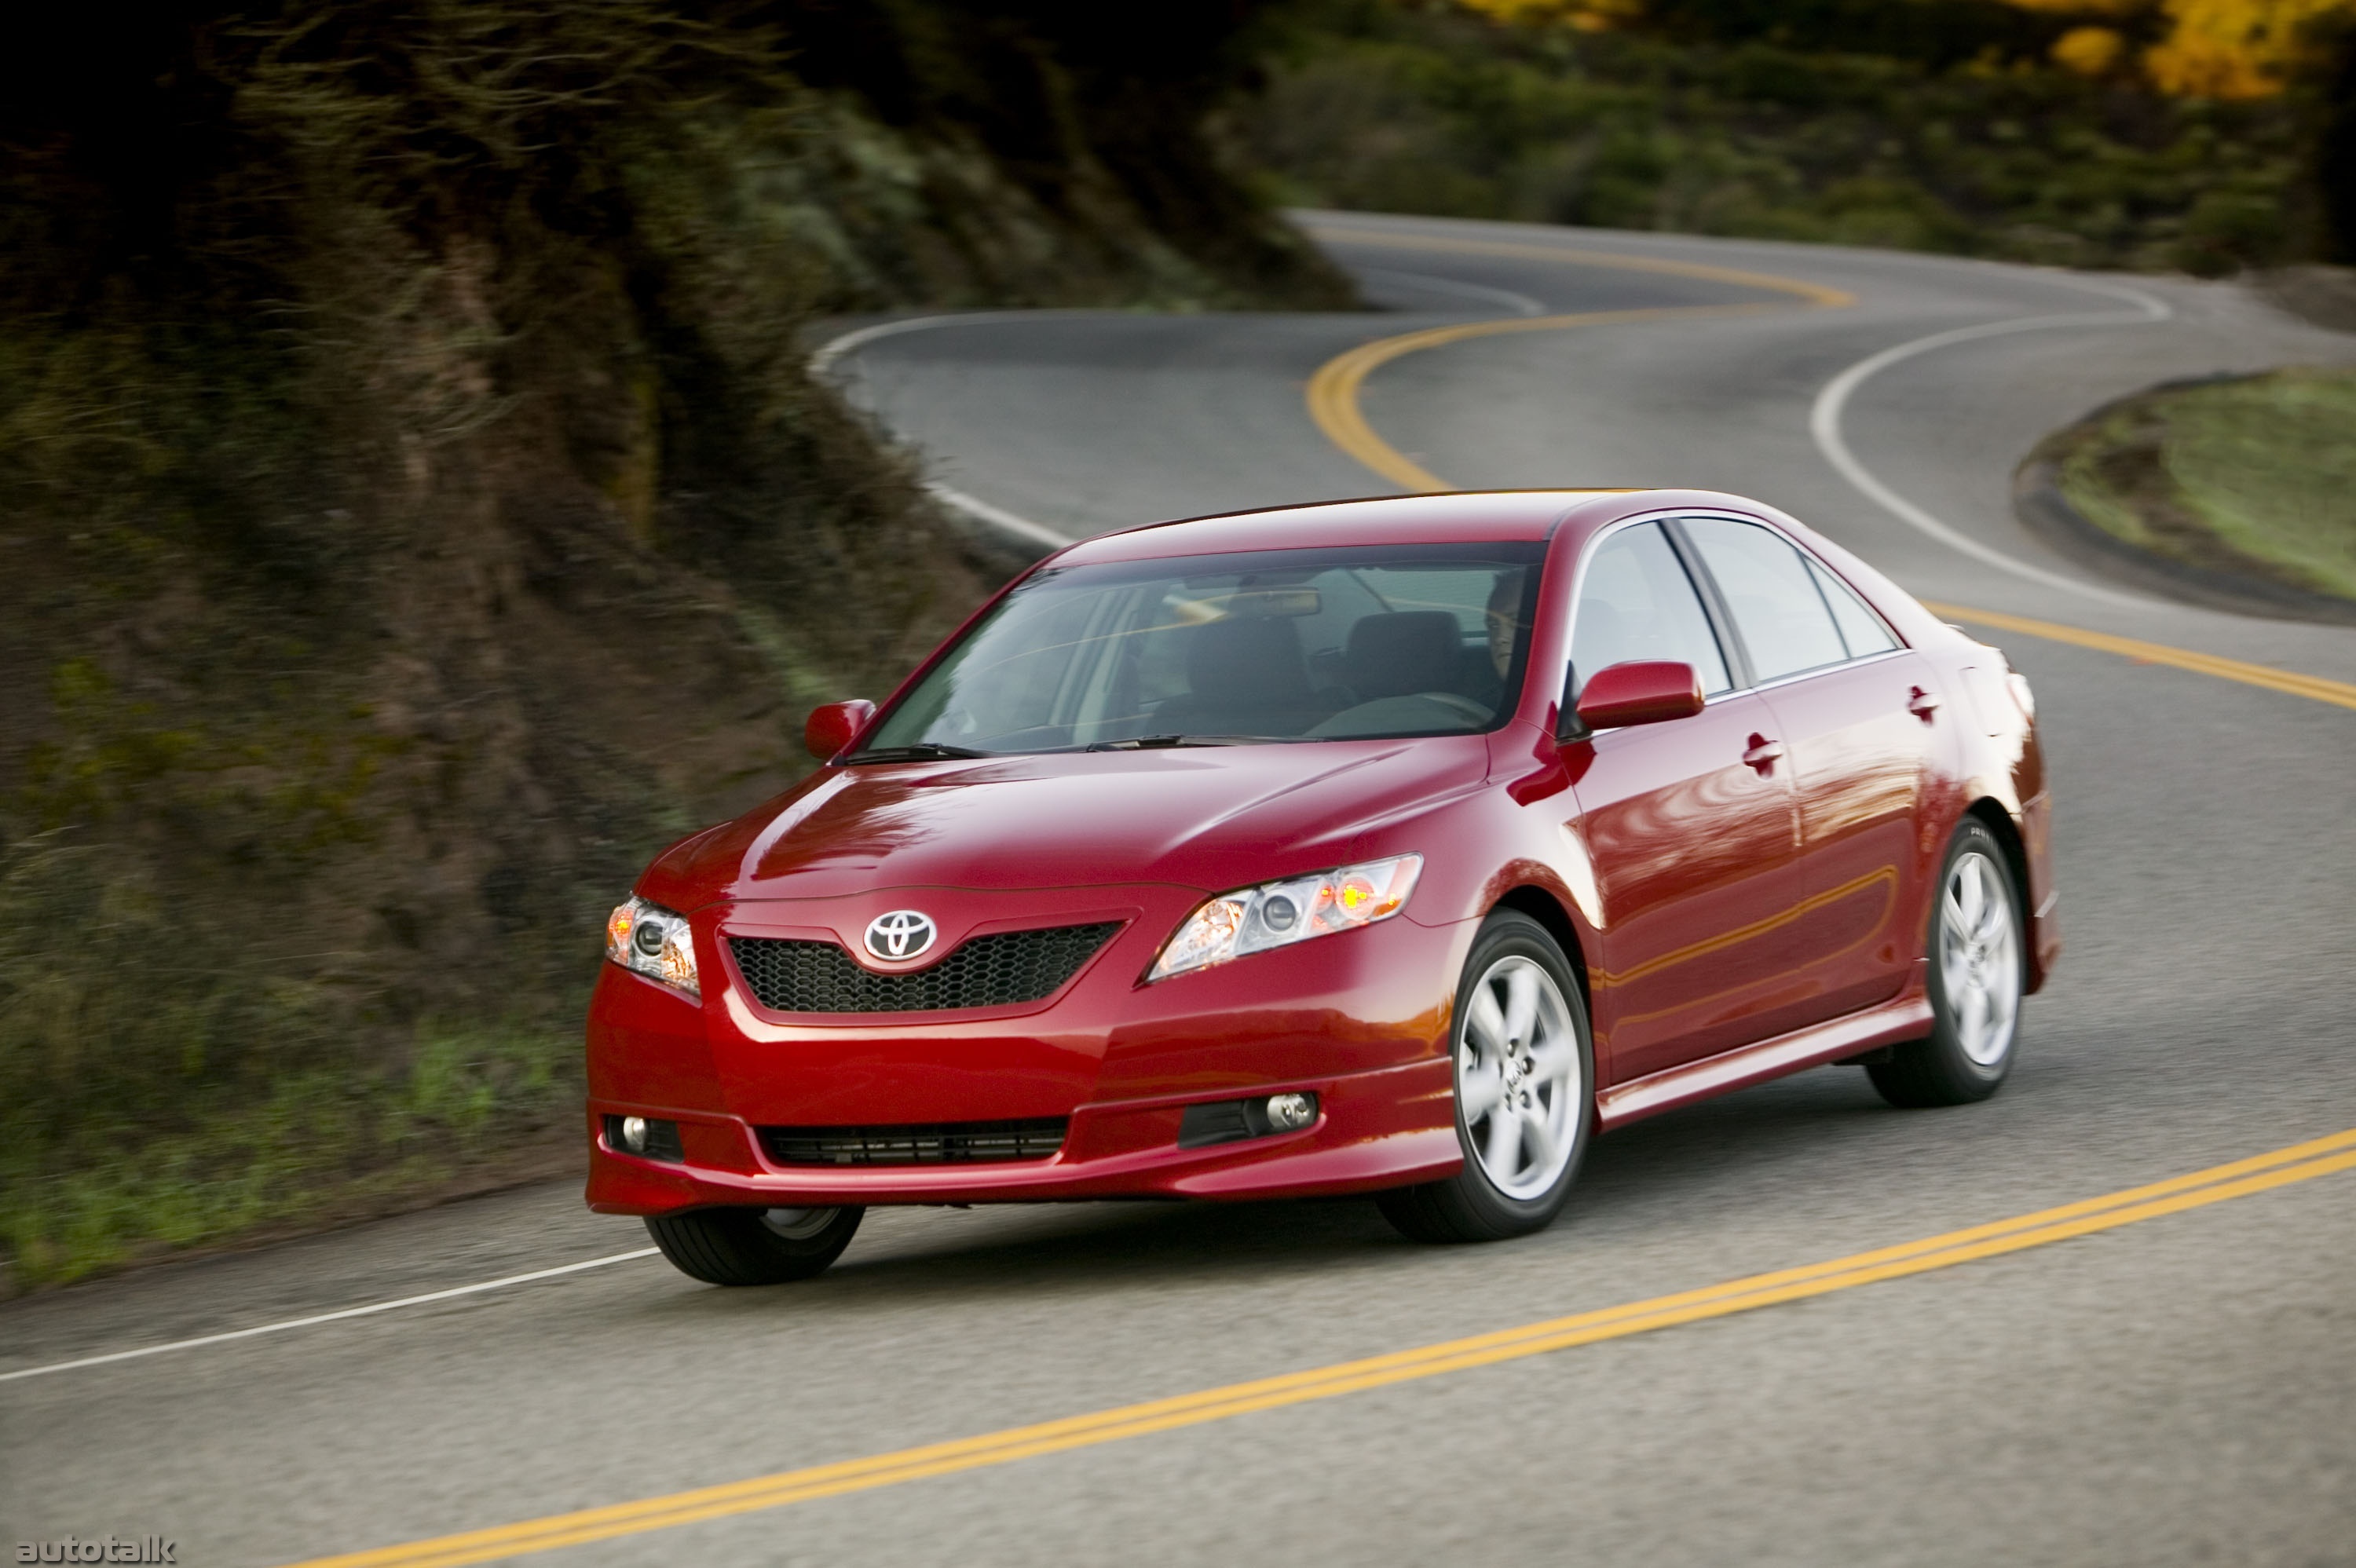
(1806, 557, 1898, 657)
(1571, 522, 1731, 696)
(1680, 517, 1846, 683)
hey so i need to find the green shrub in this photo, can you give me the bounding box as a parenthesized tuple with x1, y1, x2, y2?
(1230, 1, 2314, 272)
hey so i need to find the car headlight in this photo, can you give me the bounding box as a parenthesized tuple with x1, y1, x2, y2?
(1148, 855, 1423, 982)
(605, 897, 700, 999)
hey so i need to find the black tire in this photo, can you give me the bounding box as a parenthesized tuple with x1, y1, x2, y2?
(1378, 910, 1594, 1244)
(1870, 818, 2025, 1109)
(645, 1204, 864, 1285)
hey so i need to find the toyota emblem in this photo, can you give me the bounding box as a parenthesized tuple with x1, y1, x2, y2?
(864, 910, 938, 961)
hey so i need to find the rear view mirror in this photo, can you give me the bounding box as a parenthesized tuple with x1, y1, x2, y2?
(804, 699, 876, 760)
(1574, 660, 1704, 731)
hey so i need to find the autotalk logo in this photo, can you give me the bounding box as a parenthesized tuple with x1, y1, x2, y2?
(864, 910, 938, 961)
(17, 1541, 174, 1564)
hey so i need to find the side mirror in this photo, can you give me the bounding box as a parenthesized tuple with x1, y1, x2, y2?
(804, 699, 876, 761)
(1574, 660, 1704, 731)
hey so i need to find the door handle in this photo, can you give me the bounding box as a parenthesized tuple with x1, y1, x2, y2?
(1907, 685, 1941, 722)
(1742, 734, 1785, 774)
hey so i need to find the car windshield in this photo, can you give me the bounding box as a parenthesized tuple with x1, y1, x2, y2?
(858, 542, 1548, 757)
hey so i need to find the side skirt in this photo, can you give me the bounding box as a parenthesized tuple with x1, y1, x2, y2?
(1596, 995, 1933, 1131)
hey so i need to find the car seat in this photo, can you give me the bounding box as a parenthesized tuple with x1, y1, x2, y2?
(1345, 611, 1464, 702)
(1151, 615, 1325, 736)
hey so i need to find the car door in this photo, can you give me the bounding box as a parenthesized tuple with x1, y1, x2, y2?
(1560, 521, 1805, 1084)
(1677, 516, 1941, 1029)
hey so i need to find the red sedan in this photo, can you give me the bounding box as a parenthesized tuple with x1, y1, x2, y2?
(588, 490, 2054, 1284)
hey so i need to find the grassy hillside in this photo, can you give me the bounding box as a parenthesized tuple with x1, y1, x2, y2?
(1228, 0, 2325, 273)
(0, 1, 1348, 1290)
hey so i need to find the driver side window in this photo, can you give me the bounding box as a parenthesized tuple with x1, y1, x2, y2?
(1570, 522, 1732, 699)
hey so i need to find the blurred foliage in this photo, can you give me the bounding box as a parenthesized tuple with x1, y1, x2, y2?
(1466, 0, 2356, 98)
(1229, 0, 2340, 272)
(0, 0, 1341, 1288)
(2051, 367, 2356, 597)
(2117, 0, 2351, 99)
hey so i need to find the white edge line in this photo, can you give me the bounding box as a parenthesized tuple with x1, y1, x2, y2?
(808, 312, 1003, 376)
(925, 482, 1074, 550)
(807, 309, 1114, 376)
(0, 1248, 661, 1383)
(810, 315, 1079, 550)
(1809, 287, 2172, 611)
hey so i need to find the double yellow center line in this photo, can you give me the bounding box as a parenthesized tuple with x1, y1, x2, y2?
(286, 1127, 2356, 1567)
(1920, 601, 2356, 711)
(1308, 302, 1792, 492)
(1305, 225, 1855, 492)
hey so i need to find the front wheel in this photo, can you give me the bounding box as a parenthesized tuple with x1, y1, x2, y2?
(645, 1204, 864, 1285)
(1869, 819, 2025, 1109)
(1378, 911, 1594, 1244)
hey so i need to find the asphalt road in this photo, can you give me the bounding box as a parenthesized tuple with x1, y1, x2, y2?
(8, 214, 2356, 1568)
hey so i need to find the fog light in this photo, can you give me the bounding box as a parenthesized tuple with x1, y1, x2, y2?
(620, 1116, 649, 1153)
(1264, 1092, 1316, 1131)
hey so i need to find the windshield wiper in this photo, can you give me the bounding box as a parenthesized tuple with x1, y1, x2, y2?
(842, 743, 993, 763)
(1086, 734, 1276, 751)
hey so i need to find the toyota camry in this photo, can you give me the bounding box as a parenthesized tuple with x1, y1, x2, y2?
(587, 490, 2054, 1284)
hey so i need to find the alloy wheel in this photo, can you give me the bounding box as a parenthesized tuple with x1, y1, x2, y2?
(1938, 850, 2021, 1067)
(1457, 955, 1583, 1201)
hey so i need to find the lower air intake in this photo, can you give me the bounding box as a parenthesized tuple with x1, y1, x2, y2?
(759, 1118, 1069, 1167)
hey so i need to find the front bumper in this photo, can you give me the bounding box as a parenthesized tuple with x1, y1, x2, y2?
(586, 1056, 1458, 1210)
(586, 885, 1472, 1213)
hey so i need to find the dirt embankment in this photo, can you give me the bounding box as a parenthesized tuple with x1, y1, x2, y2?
(0, 2, 1350, 1290)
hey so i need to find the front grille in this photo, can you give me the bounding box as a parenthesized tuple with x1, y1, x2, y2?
(728, 922, 1121, 1014)
(759, 1118, 1069, 1166)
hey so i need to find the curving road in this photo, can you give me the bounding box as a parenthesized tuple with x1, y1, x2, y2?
(7, 214, 2356, 1568)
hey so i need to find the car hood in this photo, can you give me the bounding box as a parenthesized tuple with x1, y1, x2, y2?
(646, 737, 1491, 905)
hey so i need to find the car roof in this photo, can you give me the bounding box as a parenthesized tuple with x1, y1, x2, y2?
(1053, 489, 1769, 565)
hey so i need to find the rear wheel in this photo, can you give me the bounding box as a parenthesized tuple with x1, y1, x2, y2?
(1379, 911, 1593, 1244)
(1869, 819, 2024, 1109)
(645, 1204, 864, 1285)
